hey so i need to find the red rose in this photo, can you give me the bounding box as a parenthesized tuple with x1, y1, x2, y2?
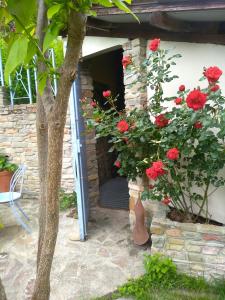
(122, 56, 132, 69)
(210, 84, 220, 92)
(194, 121, 202, 129)
(166, 148, 179, 160)
(152, 161, 165, 175)
(155, 114, 169, 128)
(117, 120, 129, 133)
(204, 66, 222, 83)
(149, 38, 160, 52)
(146, 160, 166, 180)
(103, 90, 111, 98)
(90, 100, 97, 108)
(179, 85, 185, 92)
(175, 97, 182, 105)
(146, 167, 158, 180)
(186, 89, 207, 111)
(162, 197, 171, 205)
(114, 160, 121, 168)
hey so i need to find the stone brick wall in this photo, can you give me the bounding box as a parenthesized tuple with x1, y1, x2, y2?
(150, 202, 225, 279)
(80, 67, 100, 207)
(0, 104, 74, 195)
(123, 38, 148, 229)
(123, 38, 147, 110)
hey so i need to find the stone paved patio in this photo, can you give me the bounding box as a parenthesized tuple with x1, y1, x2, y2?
(0, 204, 149, 300)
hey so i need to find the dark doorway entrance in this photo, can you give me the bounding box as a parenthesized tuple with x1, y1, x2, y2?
(87, 48, 129, 210)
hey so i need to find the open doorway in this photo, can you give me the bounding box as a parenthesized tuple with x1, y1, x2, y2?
(87, 48, 129, 210)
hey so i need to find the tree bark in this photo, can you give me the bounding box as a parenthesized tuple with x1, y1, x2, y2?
(35, 0, 49, 268)
(0, 278, 7, 300)
(36, 98, 48, 267)
(32, 7, 87, 300)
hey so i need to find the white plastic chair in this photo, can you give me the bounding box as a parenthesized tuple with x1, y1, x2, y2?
(0, 165, 31, 233)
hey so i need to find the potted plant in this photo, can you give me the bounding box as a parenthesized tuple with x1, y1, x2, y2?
(0, 154, 18, 192)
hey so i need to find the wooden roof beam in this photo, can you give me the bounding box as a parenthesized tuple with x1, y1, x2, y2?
(94, 0, 225, 15)
(149, 12, 220, 33)
(86, 24, 225, 45)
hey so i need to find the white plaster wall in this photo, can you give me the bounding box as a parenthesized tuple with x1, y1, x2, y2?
(160, 41, 225, 95)
(147, 41, 225, 224)
(82, 36, 128, 57)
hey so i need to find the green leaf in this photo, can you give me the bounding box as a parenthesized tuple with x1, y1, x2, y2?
(38, 72, 48, 95)
(88, 9, 97, 16)
(47, 4, 63, 19)
(92, 0, 113, 7)
(43, 23, 63, 52)
(4, 36, 29, 83)
(8, 0, 36, 27)
(112, 0, 139, 22)
(24, 40, 37, 65)
(0, 7, 13, 24)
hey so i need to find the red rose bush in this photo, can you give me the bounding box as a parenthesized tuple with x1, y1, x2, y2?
(86, 39, 225, 223)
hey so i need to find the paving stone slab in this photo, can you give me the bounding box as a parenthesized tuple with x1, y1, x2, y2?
(0, 205, 148, 300)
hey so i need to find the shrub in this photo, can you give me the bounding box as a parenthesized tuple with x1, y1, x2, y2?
(144, 253, 177, 284)
(85, 39, 225, 222)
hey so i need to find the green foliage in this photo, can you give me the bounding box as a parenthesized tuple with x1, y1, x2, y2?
(0, 35, 63, 104)
(7, 0, 37, 29)
(4, 36, 29, 83)
(144, 253, 177, 283)
(1, 0, 136, 93)
(59, 189, 77, 211)
(111, 254, 225, 300)
(115, 254, 177, 299)
(86, 43, 225, 222)
(51, 39, 64, 67)
(0, 154, 18, 172)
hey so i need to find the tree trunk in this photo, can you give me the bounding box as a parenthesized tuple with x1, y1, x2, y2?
(35, 0, 49, 268)
(0, 278, 7, 300)
(36, 98, 48, 267)
(32, 5, 87, 300)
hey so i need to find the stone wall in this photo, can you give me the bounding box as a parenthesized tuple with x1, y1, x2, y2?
(80, 67, 100, 207)
(0, 104, 74, 195)
(150, 202, 225, 279)
(123, 38, 147, 110)
(0, 103, 74, 227)
(123, 38, 148, 229)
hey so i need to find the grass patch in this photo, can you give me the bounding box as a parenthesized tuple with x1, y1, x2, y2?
(59, 189, 77, 211)
(93, 254, 225, 300)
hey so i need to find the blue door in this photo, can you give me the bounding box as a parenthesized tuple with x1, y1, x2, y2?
(69, 74, 89, 241)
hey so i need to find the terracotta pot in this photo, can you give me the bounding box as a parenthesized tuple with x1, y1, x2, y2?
(133, 198, 149, 245)
(0, 170, 13, 192)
